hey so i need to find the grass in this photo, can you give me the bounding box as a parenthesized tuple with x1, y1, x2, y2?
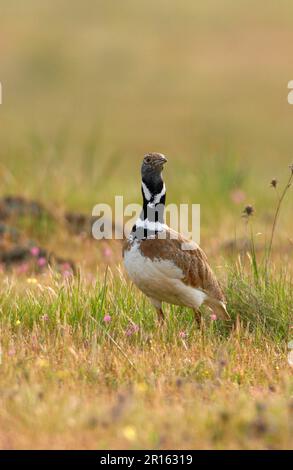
(0, 0, 292, 450)
(0, 261, 292, 449)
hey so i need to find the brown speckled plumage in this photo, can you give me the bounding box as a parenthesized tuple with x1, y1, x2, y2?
(123, 228, 225, 304)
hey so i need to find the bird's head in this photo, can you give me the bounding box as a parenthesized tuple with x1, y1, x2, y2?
(141, 153, 167, 185)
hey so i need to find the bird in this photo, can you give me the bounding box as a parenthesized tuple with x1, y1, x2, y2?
(123, 153, 229, 325)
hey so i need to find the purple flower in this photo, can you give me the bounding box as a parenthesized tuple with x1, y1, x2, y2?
(41, 314, 49, 321)
(179, 331, 187, 338)
(37, 257, 47, 267)
(61, 262, 71, 272)
(230, 189, 246, 204)
(16, 262, 29, 274)
(210, 313, 217, 321)
(62, 270, 72, 279)
(125, 323, 139, 336)
(102, 246, 113, 258)
(61, 263, 73, 278)
(30, 246, 40, 257)
(103, 314, 111, 323)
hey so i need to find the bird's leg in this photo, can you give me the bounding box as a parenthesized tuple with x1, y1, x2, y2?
(156, 307, 165, 324)
(149, 298, 165, 325)
(193, 308, 202, 328)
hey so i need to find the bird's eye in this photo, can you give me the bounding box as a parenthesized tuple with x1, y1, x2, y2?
(145, 157, 151, 163)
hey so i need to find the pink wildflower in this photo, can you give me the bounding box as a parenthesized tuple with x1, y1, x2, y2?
(230, 189, 246, 204)
(63, 270, 72, 279)
(125, 323, 139, 336)
(30, 246, 40, 257)
(16, 262, 29, 274)
(103, 314, 111, 323)
(61, 262, 71, 272)
(179, 331, 187, 338)
(102, 246, 113, 259)
(37, 257, 47, 267)
(210, 313, 217, 321)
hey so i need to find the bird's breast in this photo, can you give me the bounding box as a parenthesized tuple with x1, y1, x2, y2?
(123, 239, 206, 308)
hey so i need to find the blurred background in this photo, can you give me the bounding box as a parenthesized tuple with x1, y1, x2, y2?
(1, 0, 293, 260)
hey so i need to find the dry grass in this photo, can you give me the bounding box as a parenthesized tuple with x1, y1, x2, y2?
(0, 266, 292, 449)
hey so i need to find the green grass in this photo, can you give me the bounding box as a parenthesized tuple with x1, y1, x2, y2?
(1, 261, 291, 345)
(226, 261, 292, 344)
(0, 262, 292, 449)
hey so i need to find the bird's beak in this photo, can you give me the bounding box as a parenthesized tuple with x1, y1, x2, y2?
(156, 154, 167, 167)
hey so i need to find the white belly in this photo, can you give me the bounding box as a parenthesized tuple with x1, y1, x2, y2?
(123, 241, 206, 308)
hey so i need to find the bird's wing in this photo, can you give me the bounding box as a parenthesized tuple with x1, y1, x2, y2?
(139, 228, 226, 303)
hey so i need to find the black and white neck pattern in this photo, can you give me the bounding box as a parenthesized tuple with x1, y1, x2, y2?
(131, 177, 166, 240)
